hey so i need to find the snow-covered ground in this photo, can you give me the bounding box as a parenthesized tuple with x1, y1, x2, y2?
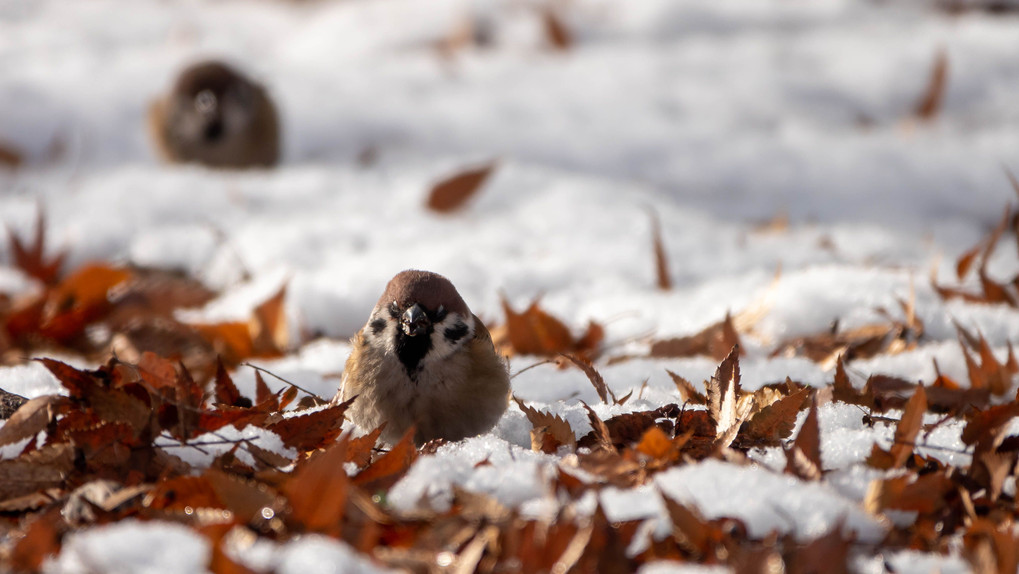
(2, 0, 1019, 571)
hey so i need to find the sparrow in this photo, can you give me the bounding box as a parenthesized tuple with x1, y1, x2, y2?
(338, 270, 510, 446)
(148, 60, 280, 168)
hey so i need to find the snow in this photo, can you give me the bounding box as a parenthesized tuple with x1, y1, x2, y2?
(44, 519, 211, 574)
(228, 533, 397, 574)
(3, 0, 1019, 570)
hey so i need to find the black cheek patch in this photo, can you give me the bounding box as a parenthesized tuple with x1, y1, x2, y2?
(370, 318, 386, 336)
(444, 321, 470, 343)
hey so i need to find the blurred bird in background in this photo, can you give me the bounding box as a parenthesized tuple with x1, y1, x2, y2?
(148, 60, 279, 169)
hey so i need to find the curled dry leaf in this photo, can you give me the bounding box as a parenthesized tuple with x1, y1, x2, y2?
(650, 312, 741, 362)
(706, 345, 753, 443)
(740, 386, 810, 447)
(888, 385, 928, 469)
(353, 425, 418, 491)
(650, 210, 672, 290)
(785, 398, 822, 481)
(0, 395, 68, 446)
(494, 295, 603, 359)
(514, 397, 576, 453)
(561, 353, 615, 404)
(913, 49, 949, 121)
(425, 160, 498, 213)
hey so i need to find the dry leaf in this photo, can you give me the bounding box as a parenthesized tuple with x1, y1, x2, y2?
(425, 161, 498, 213)
(888, 385, 927, 469)
(650, 211, 671, 290)
(7, 211, 66, 285)
(785, 398, 822, 480)
(283, 441, 350, 535)
(353, 426, 418, 491)
(514, 398, 576, 453)
(541, 9, 572, 51)
(914, 49, 949, 121)
(741, 387, 810, 446)
(651, 313, 741, 362)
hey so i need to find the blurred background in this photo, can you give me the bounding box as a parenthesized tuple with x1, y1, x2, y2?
(1, 0, 1018, 349)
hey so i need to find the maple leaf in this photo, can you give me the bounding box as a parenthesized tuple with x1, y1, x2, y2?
(283, 439, 351, 535)
(514, 398, 576, 453)
(353, 426, 418, 492)
(6, 211, 67, 285)
(344, 425, 384, 469)
(38, 357, 100, 399)
(214, 358, 248, 408)
(705, 345, 753, 446)
(785, 397, 822, 480)
(961, 401, 1019, 448)
(864, 471, 953, 514)
(650, 313, 741, 362)
(580, 403, 614, 452)
(425, 160, 498, 213)
(268, 399, 351, 451)
(205, 468, 283, 523)
(494, 295, 602, 359)
(561, 353, 615, 404)
(250, 283, 289, 356)
(740, 386, 811, 447)
(667, 369, 707, 405)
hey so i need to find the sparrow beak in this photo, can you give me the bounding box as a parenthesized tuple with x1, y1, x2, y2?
(401, 303, 429, 337)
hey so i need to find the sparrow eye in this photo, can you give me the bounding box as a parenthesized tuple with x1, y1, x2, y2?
(434, 305, 447, 322)
(388, 301, 401, 319)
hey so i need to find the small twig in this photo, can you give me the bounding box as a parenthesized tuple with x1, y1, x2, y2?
(242, 362, 324, 400)
(510, 358, 556, 380)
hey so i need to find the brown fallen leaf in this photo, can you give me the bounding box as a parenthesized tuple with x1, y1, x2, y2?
(650, 210, 672, 290)
(514, 398, 576, 453)
(667, 370, 707, 405)
(283, 441, 350, 536)
(268, 399, 351, 451)
(541, 8, 572, 51)
(0, 395, 68, 446)
(650, 313, 741, 362)
(913, 49, 949, 121)
(740, 386, 811, 447)
(864, 471, 953, 514)
(494, 295, 602, 360)
(425, 161, 498, 213)
(706, 346, 752, 443)
(785, 397, 822, 481)
(7, 211, 66, 285)
(353, 425, 418, 491)
(561, 353, 616, 404)
(888, 385, 928, 469)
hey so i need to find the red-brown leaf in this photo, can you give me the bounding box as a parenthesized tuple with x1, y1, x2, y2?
(425, 161, 498, 213)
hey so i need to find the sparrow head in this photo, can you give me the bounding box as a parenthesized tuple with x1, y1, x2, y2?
(169, 61, 263, 148)
(365, 270, 476, 378)
(152, 60, 279, 167)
